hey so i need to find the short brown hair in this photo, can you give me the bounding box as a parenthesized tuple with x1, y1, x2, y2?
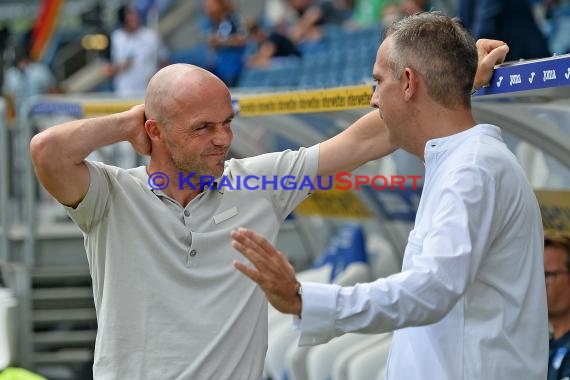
(383, 12, 477, 109)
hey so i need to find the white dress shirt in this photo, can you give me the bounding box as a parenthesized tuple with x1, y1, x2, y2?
(299, 125, 549, 379)
(110, 26, 168, 97)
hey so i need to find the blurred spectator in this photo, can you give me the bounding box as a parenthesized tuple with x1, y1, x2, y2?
(544, 0, 570, 54)
(2, 34, 55, 122)
(201, 0, 248, 86)
(400, 0, 431, 15)
(263, 0, 298, 32)
(270, 0, 355, 45)
(431, 0, 460, 15)
(545, 233, 570, 380)
(284, 0, 325, 43)
(0, 25, 9, 90)
(318, 0, 355, 26)
(459, 0, 550, 60)
(351, 0, 398, 27)
(246, 21, 301, 68)
(104, 5, 168, 97)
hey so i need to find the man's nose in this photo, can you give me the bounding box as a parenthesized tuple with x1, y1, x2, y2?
(212, 124, 232, 146)
(370, 86, 380, 108)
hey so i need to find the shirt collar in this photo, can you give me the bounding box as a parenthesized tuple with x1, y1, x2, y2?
(129, 165, 225, 199)
(424, 124, 502, 162)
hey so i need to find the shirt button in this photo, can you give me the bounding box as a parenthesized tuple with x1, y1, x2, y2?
(190, 249, 197, 257)
(184, 209, 190, 217)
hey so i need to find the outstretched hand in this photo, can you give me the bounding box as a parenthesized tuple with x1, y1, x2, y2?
(231, 228, 302, 316)
(474, 39, 509, 91)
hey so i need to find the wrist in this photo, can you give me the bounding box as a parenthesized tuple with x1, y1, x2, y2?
(115, 111, 140, 142)
(296, 281, 303, 318)
(471, 83, 489, 96)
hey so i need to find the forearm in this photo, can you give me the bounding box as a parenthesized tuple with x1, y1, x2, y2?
(31, 112, 132, 167)
(30, 108, 143, 207)
(317, 110, 397, 176)
(299, 271, 463, 346)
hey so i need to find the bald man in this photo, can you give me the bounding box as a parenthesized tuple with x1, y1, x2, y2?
(30, 54, 505, 378)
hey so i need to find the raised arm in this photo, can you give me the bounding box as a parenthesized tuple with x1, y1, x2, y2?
(317, 110, 393, 176)
(29, 104, 149, 208)
(316, 38, 508, 177)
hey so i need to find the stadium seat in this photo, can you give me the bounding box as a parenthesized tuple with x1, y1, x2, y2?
(331, 333, 392, 380)
(306, 333, 370, 380)
(346, 334, 392, 380)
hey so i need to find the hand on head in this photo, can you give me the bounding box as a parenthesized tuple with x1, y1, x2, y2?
(127, 104, 151, 156)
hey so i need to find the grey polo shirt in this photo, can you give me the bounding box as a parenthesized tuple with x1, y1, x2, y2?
(65, 145, 319, 380)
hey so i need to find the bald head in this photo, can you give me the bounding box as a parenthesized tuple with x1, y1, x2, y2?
(145, 64, 230, 127)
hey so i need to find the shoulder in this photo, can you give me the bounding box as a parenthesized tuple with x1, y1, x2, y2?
(226, 146, 318, 175)
(111, 28, 125, 38)
(451, 125, 519, 176)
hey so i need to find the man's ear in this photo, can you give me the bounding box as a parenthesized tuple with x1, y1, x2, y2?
(402, 67, 419, 101)
(145, 119, 161, 142)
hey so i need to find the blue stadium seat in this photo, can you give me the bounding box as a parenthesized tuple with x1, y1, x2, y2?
(312, 223, 368, 282)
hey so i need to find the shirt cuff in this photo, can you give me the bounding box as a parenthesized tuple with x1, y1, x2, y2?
(297, 282, 341, 346)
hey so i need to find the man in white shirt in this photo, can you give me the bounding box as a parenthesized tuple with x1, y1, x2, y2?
(231, 12, 549, 380)
(105, 5, 168, 97)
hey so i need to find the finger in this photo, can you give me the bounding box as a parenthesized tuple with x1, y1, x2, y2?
(237, 228, 288, 266)
(233, 260, 263, 284)
(476, 39, 507, 53)
(231, 238, 262, 263)
(231, 230, 266, 260)
(232, 228, 281, 267)
(231, 238, 274, 275)
(484, 44, 509, 66)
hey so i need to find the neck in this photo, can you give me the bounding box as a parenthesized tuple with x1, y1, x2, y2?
(551, 315, 570, 340)
(411, 104, 476, 160)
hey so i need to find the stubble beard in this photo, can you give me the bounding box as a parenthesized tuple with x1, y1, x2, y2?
(170, 150, 226, 179)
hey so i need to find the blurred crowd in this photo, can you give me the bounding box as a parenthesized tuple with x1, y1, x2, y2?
(0, 0, 570, 115)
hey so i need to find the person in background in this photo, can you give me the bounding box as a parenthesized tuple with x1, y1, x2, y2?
(202, 0, 248, 86)
(459, 0, 550, 60)
(246, 21, 301, 68)
(544, 0, 570, 54)
(104, 5, 168, 97)
(0, 25, 9, 91)
(2, 31, 55, 122)
(350, 0, 398, 27)
(545, 233, 570, 380)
